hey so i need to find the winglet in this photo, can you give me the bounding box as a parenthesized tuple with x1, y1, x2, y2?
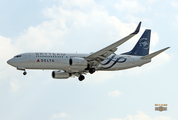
(141, 47, 170, 60)
(132, 21, 141, 34)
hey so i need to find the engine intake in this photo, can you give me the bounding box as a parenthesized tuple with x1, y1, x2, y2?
(52, 71, 71, 79)
(69, 57, 88, 66)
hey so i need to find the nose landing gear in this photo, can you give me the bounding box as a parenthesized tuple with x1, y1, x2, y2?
(17, 67, 27, 76)
(78, 75, 85, 81)
(23, 71, 27, 75)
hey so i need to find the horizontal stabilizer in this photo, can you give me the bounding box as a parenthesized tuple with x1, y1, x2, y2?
(141, 47, 170, 60)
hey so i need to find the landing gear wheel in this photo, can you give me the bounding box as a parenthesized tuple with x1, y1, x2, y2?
(23, 71, 27, 75)
(78, 75, 85, 81)
(89, 68, 95, 74)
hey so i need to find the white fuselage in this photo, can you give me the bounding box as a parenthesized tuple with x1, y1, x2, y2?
(6, 22, 169, 81)
(7, 52, 151, 72)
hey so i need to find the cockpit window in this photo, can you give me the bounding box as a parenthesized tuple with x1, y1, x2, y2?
(14, 55, 22, 58)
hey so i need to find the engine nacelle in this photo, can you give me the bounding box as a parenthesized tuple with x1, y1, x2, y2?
(52, 71, 71, 79)
(69, 57, 88, 66)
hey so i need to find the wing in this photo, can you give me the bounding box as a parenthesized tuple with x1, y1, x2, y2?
(85, 22, 142, 62)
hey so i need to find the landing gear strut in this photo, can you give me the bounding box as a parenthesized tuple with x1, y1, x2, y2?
(17, 67, 27, 76)
(89, 68, 95, 74)
(78, 75, 85, 81)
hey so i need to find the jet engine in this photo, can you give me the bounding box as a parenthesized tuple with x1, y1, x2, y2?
(52, 71, 71, 79)
(69, 57, 88, 66)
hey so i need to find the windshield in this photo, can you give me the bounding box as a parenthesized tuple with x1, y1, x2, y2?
(14, 55, 22, 58)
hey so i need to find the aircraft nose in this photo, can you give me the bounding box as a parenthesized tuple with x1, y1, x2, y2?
(7, 59, 12, 65)
(7, 59, 15, 66)
(7, 58, 22, 67)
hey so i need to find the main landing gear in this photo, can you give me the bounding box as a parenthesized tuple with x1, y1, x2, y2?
(78, 75, 85, 81)
(85, 64, 96, 74)
(78, 68, 95, 81)
(89, 68, 95, 74)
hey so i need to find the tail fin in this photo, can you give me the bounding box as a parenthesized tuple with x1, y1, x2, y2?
(122, 29, 151, 56)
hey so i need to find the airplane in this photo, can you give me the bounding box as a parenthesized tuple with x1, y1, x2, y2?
(7, 22, 170, 81)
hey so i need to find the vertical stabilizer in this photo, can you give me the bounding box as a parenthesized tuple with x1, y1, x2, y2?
(122, 29, 151, 56)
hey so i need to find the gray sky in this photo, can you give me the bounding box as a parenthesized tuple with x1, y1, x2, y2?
(0, 0, 177, 120)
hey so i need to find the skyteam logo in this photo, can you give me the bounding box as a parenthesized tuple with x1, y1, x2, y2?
(101, 57, 127, 69)
(139, 38, 149, 49)
(118, 57, 127, 63)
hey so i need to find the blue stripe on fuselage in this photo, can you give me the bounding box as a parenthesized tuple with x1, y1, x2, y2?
(101, 57, 127, 69)
(101, 55, 116, 65)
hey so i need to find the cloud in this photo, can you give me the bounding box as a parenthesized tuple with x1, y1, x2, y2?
(150, 32, 159, 47)
(10, 79, 20, 92)
(114, 0, 146, 13)
(171, 2, 178, 8)
(109, 119, 122, 120)
(57, 0, 96, 9)
(144, 49, 170, 71)
(51, 112, 68, 119)
(0, 35, 20, 89)
(109, 111, 171, 120)
(170, 2, 178, 25)
(176, 15, 178, 21)
(13, 0, 140, 55)
(147, 0, 160, 4)
(0, 36, 19, 63)
(122, 51, 170, 77)
(15, 22, 64, 52)
(108, 90, 121, 97)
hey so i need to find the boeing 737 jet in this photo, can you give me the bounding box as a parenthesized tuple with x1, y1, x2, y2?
(7, 22, 170, 81)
